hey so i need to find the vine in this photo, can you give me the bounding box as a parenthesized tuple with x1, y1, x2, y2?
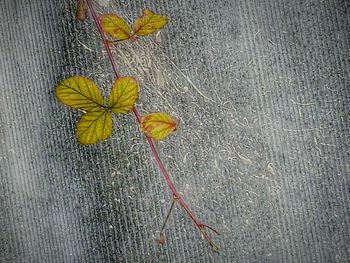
(56, 0, 219, 251)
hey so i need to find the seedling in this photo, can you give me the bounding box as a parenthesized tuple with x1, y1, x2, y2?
(56, 0, 219, 251)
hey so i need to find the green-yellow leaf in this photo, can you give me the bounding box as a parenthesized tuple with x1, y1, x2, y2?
(56, 76, 105, 111)
(141, 112, 177, 140)
(133, 8, 167, 36)
(107, 76, 138, 113)
(76, 109, 113, 144)
(99, 14, 131, 40)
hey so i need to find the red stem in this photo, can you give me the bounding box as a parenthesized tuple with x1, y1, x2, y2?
(85, 0, 218, 250)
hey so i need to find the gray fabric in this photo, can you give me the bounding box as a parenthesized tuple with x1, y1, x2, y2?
(0, 0, 349, 262)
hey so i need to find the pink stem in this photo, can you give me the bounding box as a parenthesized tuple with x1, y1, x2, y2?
(85, 0, 218, 249)
(85, 0, 198, 222)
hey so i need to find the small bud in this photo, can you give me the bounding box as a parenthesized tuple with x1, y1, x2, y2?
(158, 232, 166, 245)
(76, 0, 87, 22)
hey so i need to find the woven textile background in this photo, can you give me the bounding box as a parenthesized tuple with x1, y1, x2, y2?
(0, 0, 349, 262)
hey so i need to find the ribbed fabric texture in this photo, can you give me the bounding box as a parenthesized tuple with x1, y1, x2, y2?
(0, 0, 349, 262)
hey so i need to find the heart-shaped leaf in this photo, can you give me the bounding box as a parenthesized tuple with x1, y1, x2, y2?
(133, 8, 167, 36)
(100, 14, 132, 40)
(55, 76, 105, 112)
(107, 76, 139, 113)
(141, 112, 177, 140)
(76, 109, 113, 144)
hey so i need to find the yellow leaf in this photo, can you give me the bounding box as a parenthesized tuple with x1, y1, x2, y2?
(56, 76, 105, 111)
(107, 76, 138, 113)
(133, 8, 167, 36)
(141, 112, 177, 140)
(76, 109, 113, 144)
(99, 14, 131, 40)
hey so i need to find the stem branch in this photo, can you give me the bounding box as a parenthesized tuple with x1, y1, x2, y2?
(159, 196, 177, 243)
